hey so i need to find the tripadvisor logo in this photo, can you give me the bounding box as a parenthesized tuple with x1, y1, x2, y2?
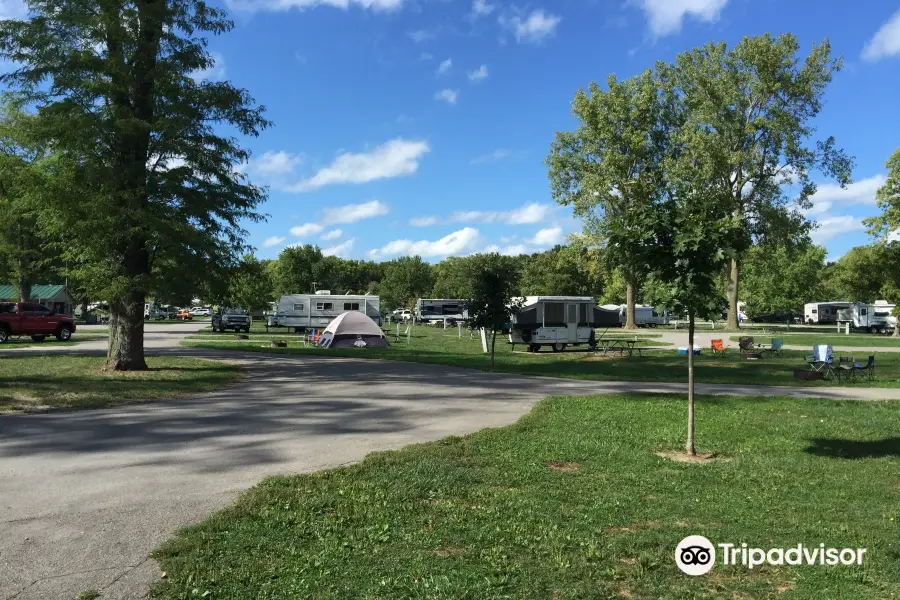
(675, 536, 867, 576)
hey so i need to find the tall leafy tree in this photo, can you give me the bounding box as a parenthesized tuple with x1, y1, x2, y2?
(379, 256, 433, 310)
(865, 146, 900, 240)
(0, 0, 269, 369)
(273, 245, 324, 296)
(466, 254, 523, 370)
(519, 244, 604, 298)
(228, 254, 274, 312)
(672, 34, 853, 329)
(548, 69, 668, 329)
(741, 242, 828, 317)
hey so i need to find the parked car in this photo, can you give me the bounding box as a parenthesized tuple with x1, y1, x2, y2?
(176, 309, 193, 321)
(191, 307, 212, 316)
(211, 307, 251, 332)
(0, 302, 76, 343)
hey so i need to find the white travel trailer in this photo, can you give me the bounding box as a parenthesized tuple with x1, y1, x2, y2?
(509, 296, 620, 352)
(416, 298, 468, 323)
(804, 301, 851, 325)
(599, 304, 668, 327)
(836, 301, 896, 333)
(275, 291, 381, 331)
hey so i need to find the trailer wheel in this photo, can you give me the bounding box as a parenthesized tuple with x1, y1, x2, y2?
(552, 343, 565, 352)
(520, 329, 532, 343)
(528, 344, 539, 353)
(807, 318, 814, 325)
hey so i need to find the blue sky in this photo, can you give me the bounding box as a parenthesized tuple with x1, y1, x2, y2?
(12, 0, 900, 262)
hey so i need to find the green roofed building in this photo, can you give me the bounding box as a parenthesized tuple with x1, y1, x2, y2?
(0, 284, 76, 315)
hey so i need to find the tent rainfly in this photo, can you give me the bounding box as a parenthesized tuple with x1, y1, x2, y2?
(318, 311, 390, 349)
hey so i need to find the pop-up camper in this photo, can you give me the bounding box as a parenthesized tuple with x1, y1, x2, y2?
(509, 296, 619, 352)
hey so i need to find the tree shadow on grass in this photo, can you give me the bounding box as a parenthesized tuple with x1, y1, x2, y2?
(804, 437, 900, 459)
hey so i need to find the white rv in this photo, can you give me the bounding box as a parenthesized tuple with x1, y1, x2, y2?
(274, 291, 381, 331)
(599, 304, 668, 327)
(509, 296, 620, 352)
(803, 301, 850, 325)
(836, 301, 896, 333)
(416, 298, 468, 324)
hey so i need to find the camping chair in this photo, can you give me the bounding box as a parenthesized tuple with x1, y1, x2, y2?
(304, 329, 318, 346)
(738, 336, 755, 351)
(837, 356, 855, 384)
(805, 345, 834, 380)
(711, 339, 725, 354)
(767, 338, 784, 358)
(852, 355, 875, 383)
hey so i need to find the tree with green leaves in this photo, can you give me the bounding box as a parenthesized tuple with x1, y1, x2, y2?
(865, 147, 900, 240)
(671, 33, 853, 329)
(273, 245, 324, 296)
(228, 254, 274, 312)
(519, 244, 604, 298)
(0, 97, 51, 302)
(651, 144, 744, 457)
(466, 254, 523, 370)
(0, 0, 269, 370)
(548, 69, 668, 329)
(741, 242, 828, 317)
(379, 256, 433, 311)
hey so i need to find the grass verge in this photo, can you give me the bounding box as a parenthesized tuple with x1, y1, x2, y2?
(182, 326, 900, 388)
(151, 393, 900, 600)
(0, 355, 242, 412)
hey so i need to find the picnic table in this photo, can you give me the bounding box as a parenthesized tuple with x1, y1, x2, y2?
(596, 338, 642, 358)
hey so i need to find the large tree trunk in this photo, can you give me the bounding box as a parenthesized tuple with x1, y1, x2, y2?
(16, 223, 31, 302)
(686, 311, 696, 456)
(624, 270, 637, 329)
(107, 289, 147, 371)
(726, 258, 740, 329)
(17, 269, 31, 302)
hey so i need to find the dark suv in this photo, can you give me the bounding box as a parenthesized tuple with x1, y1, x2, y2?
(211, 307, 251, 333)
(0, 302, 76, 343)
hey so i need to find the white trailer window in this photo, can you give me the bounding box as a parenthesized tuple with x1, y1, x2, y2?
(567, 304, 577, 324)
(293, 304, 304, 311)
(344, 302, 360, 311)
(316, 302, 333, 310)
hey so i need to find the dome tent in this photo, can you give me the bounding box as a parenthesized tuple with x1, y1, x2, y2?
(318, 311, 390, 349)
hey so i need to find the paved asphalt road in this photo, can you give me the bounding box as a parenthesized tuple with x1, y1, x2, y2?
(2, 322, 899, 600)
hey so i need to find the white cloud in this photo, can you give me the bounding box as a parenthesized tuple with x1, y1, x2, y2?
(369, 227, 484, 258)
(807, 175, 886, 214)
(0, 0, 27, 19)
(435, 89, 459, 104)
(470, 148, 510, 164)
(323, 238, 355, 257)
(500, 244, 529, 256)
(226, 0, 404, 13)
(290, 223, 325, 237)
(530, 226, 564, 246)
(419, 52, 434, 60)
(190, 51, 226, 82)
(501, 9, 561, 44)
(252, 151, 303, 175)
(636, 0, 728, 37)
(862, 9, 900, 61)
(451, 202, 554, 225)
(436, 57, 452, 75)
(290, 139, 429, 192)
(410, 216, 439, 227)
(811, 216, 866, 244)
(408, 29, 435, 43)
(467, 64, 489, 82)
(263, 235, 287, 247)
(321, 200, 389, 225)
(320, 229, 343, 241)
(470, 0, 495, 18)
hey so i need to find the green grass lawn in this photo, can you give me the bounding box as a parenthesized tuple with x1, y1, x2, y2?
(182, 326, 900, 388)
(731, 334, 900, 349)
(0, 332, 108, 349)
(0, 355, 243, 412)
(151, 393, 900, 600)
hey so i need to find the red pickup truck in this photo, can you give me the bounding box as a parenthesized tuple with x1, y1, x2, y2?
(0, 302, 76, 344)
